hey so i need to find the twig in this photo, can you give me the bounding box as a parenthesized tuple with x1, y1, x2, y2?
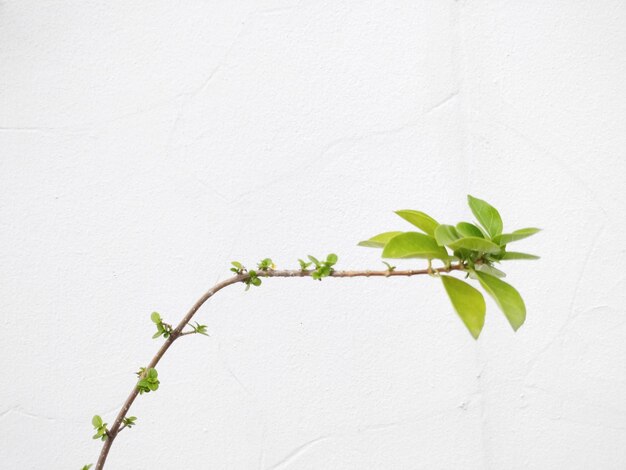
(178, 330, 198, 337)
(95, 263, 462, 469)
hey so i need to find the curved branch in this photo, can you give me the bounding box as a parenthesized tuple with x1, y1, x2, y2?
(95, 263, 462, 469)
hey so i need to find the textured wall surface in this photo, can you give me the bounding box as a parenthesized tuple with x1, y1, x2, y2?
(1, 1, 625, 469)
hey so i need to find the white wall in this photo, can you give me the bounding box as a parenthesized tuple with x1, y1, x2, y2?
(1, 1, 625, 468)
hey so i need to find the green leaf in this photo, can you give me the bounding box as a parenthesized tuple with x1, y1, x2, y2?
(82, 465, 93, 470)
(307, 255, 321, 267)
(475, 264, 506, 278)
(447, 237, 502, 254)
(92, 415, 103, 428)
(456, 222, 484, 239)
(326, 253, 338, 265)
(257, 258, 274, 270)
(150, 312, 161, 324)
(476, 272, 526, 331)
(382, 261, 395, 271)
(319, 265, 331, 276)
(123, 416, 137, 426)
(298, 259, 312, 270)
(440, 275, 486, 339)
(501, 251, 540, 260)
(382, 232, 450, 260)
(434, 224, 461, 246)
(467, 195, 503, 239)
(358, 231, 403, 248)
(494, 228, 541, 245)
(395, 210, 439, 236)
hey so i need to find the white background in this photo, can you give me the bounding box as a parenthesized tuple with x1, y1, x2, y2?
(2, 1, 625, 469)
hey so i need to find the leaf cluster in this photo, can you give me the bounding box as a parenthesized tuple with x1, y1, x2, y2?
(150, 312, 172, 339)
(122, 416, 137, 429)
(305, 254, 338, 280)
(298, 258, 312, 270)
(359, 195, 540, 338)
(188, 321, 209, 336)
(231, 259, 275, 290)
(257, 258, 274, 271)
(244, 270, 262, 290)
(136, 367, 160, 394)
(91, 415, 108, 441)
(230, 261, 245, 274)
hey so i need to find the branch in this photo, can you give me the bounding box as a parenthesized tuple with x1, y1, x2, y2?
(178, 330, 198, 337)
(95, 263, 462, 469)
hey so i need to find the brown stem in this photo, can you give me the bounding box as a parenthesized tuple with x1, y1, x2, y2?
(95, 263, 462, 469)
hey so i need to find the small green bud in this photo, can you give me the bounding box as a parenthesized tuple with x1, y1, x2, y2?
(298, 259, 312, 270)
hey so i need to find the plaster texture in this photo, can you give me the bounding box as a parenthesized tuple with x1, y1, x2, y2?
(1, 1, 625, 468)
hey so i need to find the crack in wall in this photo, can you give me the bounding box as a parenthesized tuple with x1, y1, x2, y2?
(266, 435, 330, 470)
